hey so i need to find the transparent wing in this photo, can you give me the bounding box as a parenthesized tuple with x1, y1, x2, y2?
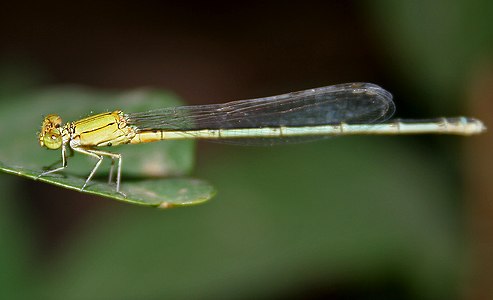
(125, 82, 395, 145)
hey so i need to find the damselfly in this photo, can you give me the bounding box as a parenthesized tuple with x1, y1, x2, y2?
(37, 83, 485, 195)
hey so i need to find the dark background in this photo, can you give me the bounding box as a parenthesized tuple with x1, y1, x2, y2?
(0, 1, 492, 299)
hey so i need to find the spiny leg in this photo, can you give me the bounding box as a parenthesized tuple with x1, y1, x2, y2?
(72, 147, 103, 191)
(37, 144, 68, 178)
(108, 157, 115, 184)
(73, 147, 124, 196)
(92, 149, 123, 196)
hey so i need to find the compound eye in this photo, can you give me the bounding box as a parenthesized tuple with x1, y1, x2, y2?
(42, 129, 62, 149)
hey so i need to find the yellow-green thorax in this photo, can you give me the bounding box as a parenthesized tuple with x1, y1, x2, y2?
(39, 111, 137, 150)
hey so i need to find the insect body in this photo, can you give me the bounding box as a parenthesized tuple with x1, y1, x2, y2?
(37, 83, 486, 195)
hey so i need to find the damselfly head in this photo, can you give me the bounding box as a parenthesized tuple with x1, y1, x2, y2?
(39, 114, 63, 150)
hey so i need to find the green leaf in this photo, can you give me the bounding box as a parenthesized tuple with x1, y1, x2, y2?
(0, 86, 215, 207)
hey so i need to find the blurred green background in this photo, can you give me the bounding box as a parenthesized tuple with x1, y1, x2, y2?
(0, 1, 492, 299)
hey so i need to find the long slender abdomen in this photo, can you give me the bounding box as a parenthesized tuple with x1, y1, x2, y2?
(128, 117, 485, 144)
